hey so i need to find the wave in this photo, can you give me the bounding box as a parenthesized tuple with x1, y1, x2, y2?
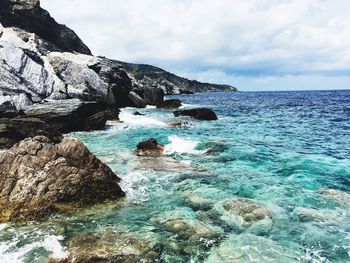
(117, 111, 167, 128)
(0, 234, 67, 261)
(164, 135, 206, 155)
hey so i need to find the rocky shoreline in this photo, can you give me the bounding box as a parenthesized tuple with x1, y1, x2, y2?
(0, 0, 237, 261)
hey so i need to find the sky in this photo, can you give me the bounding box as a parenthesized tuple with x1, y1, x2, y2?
(41, 0, 350, 91)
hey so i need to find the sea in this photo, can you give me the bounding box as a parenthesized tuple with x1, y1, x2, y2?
(1, 90, 350, 262)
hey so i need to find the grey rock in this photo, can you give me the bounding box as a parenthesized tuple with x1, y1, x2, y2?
(143, 87, 164, 106)
(128, 91, 146, 108)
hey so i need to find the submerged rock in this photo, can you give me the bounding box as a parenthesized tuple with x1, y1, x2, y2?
(137, 157, 201, 173)
(319, 188, 350, 208)
(65, 229, 158, 263)
(157, 99, 182, 109)
(0, 136, 125, 222)
(293, 207, 341, 223)
(164, 219, 223, 243)
(133, 111, 145, 116)
(135, 138, 164, 156)
(174, 108, 218, 120)
(206, 233, 301, 263)
(167, 121, 191, 128)
(213, 198, 272, 235)
(184, 194, 215, 211)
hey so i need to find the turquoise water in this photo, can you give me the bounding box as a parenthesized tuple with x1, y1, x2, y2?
(1, 90, 350, 262)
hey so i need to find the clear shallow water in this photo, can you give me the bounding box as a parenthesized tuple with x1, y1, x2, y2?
(1, 90, 350, 262)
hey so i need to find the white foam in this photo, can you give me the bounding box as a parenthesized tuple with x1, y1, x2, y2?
(0, 224, 7, 231)
(120, 171, 150, 203)
(0, 234, 68, 262)
(164, 135, 206, 155)
(118, 111, 167, 128)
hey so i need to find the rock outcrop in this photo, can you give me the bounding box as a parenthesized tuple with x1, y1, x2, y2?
(0, 99, 111, 148)
(174, 108, 218, 120)
(157, 99, 182, 109)
(0, 136, 125, 222)
(0, 0, 91, 55)
(135, 138, 164, 156)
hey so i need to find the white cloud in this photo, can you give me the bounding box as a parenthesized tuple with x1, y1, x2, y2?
(41, 0, 350, 90)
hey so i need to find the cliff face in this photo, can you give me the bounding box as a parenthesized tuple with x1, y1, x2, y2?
(0, 0, 91, 55)
(115, 61, 238, 95)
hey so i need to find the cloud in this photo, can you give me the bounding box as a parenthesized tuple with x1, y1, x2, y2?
(41, 0, 350, 90)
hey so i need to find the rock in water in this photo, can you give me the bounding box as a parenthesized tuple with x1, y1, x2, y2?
(157, 99, 182, 109)
(0, 136, 125, 222)
(174, 108, 218, 120)
(143, 87, 164, 106)
(65, 229, 158, 263)
(135, 138, 164, 156)
(128, 91, 146, 108)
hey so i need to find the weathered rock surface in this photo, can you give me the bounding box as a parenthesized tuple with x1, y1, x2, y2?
(143, 87, 164, 106)
(157, 99, 182, 109)
(64, 229, 158, 263)
(174, 108, 218, 120)
(0, 0, 91, 54)
(135, 138, 164, 156)
(0, 136, 125, 222)
(0, 99, 112, 148)
(128, 91, 146, 108)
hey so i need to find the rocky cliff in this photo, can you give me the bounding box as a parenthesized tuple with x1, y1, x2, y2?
(0, 0, 237, 148)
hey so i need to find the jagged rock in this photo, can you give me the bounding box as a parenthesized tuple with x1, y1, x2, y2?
(143, 87, 164, 106)
(174, 108, 218, 120)
(0, 136, 125, 222)
(157, 99, 182, 109)
(0, 24, 61, 104)
(135, 138, 164, 156)
(128, 91, 146, 108)
(93, 58, 133, 108)
(0, 0, 91, 54)
(64, 229, 158, 263)
(47, 53, 112, 103)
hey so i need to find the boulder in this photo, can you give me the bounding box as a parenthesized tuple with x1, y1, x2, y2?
(0, 136, 125, 222)
(157, 99, 182, 109)
(135, 138, 164, 156)
(128, 91, 146, 108)
(174, 108, 218, 120)
(143, 87, 164, 106)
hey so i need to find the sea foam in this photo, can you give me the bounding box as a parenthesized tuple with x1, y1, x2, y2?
(118, 111, 167, 128)
(164, 135, 206, 155)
